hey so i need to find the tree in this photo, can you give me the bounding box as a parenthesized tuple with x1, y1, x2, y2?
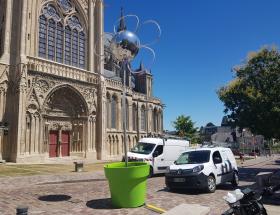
(173, 115, 198, 142)
(206, 122, 215, 127)
(218, 47, 280, 139)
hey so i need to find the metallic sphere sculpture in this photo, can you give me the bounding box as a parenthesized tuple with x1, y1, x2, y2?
(110, 30, 140, 62)
(95, 12, 161, 68)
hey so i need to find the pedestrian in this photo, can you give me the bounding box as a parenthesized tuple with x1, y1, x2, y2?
(240, 153, 245, 164)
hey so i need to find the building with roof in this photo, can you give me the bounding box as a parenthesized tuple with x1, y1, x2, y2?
(0, 0, 163, 163)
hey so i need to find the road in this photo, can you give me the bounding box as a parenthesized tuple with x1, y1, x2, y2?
(0, 156, 279, 215)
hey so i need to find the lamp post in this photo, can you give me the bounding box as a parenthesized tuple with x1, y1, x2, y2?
(252, 134, 256, 158)
(242, 128, 246, 155)
(110, 30, 140, 167)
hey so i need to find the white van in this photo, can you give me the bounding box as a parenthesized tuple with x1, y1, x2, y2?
(165, 147, 238, 193)
(127, 138, 190, 176)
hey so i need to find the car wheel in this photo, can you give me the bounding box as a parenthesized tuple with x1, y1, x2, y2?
(148, 166, 153, 178)
(206, 175, 216, 193)
(168, 186, 175, 192)
(231, 171, 239, 187)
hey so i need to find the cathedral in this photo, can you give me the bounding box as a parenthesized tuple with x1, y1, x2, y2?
(0, 0, 163, 163)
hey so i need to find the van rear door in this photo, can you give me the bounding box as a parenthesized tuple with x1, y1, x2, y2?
(220, 149, 236, 182)
(158, 144, 186, 172)
(152, 144, 165, 174)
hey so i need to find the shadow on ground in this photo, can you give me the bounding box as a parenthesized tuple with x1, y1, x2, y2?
(86, 198, 117, 210)
(157, 183, 253, 195)
(262, 194, 280, 206)
(38, 178, 106, 185)
(238, 167, 279, 183)
(38, 194, 71, 202)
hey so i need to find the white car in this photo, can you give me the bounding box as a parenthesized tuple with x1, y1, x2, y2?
(165, 147, 239, 193)
(127, 138, 190, 176)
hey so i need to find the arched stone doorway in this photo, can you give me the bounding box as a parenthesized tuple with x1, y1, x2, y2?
(43, 86, 88, 158)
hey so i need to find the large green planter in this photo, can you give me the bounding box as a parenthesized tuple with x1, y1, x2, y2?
(104, 162, 149, 208)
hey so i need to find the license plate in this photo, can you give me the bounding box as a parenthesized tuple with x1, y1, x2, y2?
(173, 178, 185, 182)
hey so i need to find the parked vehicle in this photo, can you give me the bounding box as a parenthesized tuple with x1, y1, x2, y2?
(165, 147, 238, 193)
(222, 187, 267, 215)
(127, 137, 190, 176)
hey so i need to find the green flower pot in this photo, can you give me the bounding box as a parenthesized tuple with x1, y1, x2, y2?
(104, 162, 149, 208)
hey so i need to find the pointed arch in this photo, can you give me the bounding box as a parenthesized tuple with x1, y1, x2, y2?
(38, 1, 87, 68)
(158, 109, 163, 132)
(111, 95, 117, 129)
(43, 84, 89, 117)
(125, 99, 129, 130)
(128, 135, 131, 150)
(112, 135, 115, 155)
(108, 135, 112, 155)
(140, 105, 146, 131)
(121, 135, 124, 154)
(153, 107, 158, 132)
(106, 92, 111, 129)
(115, 135, 119, 155)
(132, 103, 137, 131)
(70, 0, 88, 29)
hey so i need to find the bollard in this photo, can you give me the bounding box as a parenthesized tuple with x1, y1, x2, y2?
(256, 172, 273, 187)
(74, 161, 84, 172)
(16, 206, 28, 215)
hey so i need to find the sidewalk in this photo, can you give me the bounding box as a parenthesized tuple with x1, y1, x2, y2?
(0, 170, 106, 190)
(239, 155, 276, 167)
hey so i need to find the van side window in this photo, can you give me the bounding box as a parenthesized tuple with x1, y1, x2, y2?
(213, 151, 222, 164)
(153, 145, 163, 157)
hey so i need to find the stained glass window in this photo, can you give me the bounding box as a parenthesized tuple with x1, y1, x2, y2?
(79, 32, 85, 68)
(68, 16, 82, 31)
(126, 100, 129, 130)
(141, 106, 146, 131)
(47, 19, 55, 61)
(64, 26, 71, 65)
(72, 29, 79, 67)
(111, 96, 117, 129)
(43, 5, 60, 21)
(38, 3, 86, 69)
(153, 109, 157, 132)
(106, 95, 111, 128)
(56, 22, 63, 63)
(132, 104, 137, 131)
(58, 0, 72, 12)
(39, 15, 47, 57)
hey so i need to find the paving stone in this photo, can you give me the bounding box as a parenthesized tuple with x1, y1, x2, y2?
(162, 203, 210, 215)
(0, 156, 278, 215)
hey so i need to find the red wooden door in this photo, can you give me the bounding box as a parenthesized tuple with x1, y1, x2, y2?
(49, 131, 58, 157)
(61, 131, 70, 157)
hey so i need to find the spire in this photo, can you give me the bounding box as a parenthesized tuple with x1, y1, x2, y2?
(117, 7, 127, 32)
(139, 61, 144, 71)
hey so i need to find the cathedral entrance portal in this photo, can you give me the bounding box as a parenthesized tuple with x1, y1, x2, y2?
(44, 85, 88, 158)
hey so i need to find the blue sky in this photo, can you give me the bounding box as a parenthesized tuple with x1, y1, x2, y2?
(104, 0, 280, 131)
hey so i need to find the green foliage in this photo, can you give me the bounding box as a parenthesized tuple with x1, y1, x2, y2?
(190, 135, 202, 145)
(218, 47, 280, 139)
(173, 115, 198, 141)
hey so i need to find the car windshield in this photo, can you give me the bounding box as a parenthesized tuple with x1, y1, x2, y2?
(176, 150, 211, 165)
(130, 142, 156, 155)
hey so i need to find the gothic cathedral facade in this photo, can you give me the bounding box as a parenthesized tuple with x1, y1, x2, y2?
(0, 0, 163, 163)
